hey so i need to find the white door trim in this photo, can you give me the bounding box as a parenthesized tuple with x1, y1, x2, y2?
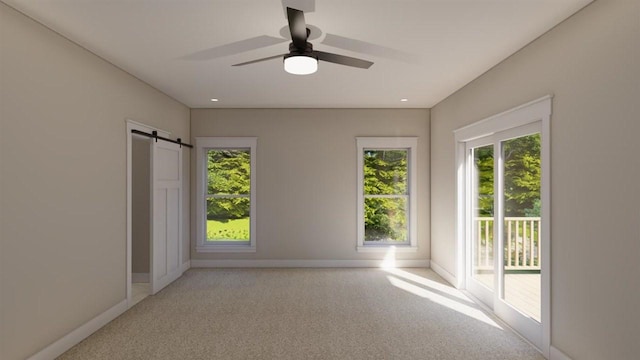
(126, 119, 170, 307)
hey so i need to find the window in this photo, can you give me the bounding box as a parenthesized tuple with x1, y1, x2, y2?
(195, 137, 256, 252)
(356, 137, 418, 252)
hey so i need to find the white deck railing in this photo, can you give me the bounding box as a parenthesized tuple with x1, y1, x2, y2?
(475, 217, 541, 271)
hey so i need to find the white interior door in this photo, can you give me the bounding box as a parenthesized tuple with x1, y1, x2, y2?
(151, 139, 183, 295)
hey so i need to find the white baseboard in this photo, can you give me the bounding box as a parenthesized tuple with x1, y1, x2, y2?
(191, 259, 430, 268)
(430, 261, 459, 288)
(27, 299, 128, 360)
(132, 272, 149, 283)
(550, 346, 572, 360)
(181, 260, 191, 273)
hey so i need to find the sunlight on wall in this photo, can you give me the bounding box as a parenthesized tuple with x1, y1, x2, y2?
(380, 246, 397, 269)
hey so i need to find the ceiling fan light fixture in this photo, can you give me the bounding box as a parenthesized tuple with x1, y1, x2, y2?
(284, 54, 318, 75)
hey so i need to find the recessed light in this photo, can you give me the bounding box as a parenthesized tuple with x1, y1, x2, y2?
(210, 98, 219, 102)
(400, 98, 408, 102)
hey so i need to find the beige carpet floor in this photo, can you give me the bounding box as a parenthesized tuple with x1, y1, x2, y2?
(59, 268, 543, 359)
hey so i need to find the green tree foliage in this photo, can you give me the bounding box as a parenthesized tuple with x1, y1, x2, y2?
(364, 150, 407, 195)
(474, 134, 541, 217)
(363, 150, 408, 241)
(474, 146, 494, 216)
(503, 134, 541, 217)
(207, 150, 250, 220)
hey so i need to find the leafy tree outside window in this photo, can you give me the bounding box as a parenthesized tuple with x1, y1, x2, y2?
(363, 149, 409, 242)
(473, 134, 541, 217)
(206, 149, 251, 241)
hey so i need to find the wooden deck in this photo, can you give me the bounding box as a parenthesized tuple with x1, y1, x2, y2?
(475, 273, 541, 322)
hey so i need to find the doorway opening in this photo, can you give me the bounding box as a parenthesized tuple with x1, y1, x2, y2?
(126, 119, 185, 307)
(131, 135, 151, 306)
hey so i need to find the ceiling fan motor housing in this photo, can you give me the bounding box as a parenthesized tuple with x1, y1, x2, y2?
(286, 42, 316, 59)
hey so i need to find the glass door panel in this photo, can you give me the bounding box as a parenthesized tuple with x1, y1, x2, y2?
(471, 145, 495, 290)
(500, 133, 542, 322)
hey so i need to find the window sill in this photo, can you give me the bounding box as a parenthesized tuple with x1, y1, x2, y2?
(357, 246, 418, 253)
(196, 245, 256, 253)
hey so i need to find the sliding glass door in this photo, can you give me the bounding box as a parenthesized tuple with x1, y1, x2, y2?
(465, 123, 544, 349)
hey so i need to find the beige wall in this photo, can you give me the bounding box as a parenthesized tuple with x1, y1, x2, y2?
(191, 109, 430, 262)
(132, 138, 151, 275)
(0, 3, 190, 360)
(430, 0, 639, 358)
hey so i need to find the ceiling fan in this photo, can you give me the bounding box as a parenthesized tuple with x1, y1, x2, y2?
(232, 7, 373, 75)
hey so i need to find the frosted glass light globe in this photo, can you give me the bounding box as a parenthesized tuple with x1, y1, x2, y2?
(284, 55, 318, 75)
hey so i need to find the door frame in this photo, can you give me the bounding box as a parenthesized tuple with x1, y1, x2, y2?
(126, 119, 171, 308)
(454, 96, 552, 357)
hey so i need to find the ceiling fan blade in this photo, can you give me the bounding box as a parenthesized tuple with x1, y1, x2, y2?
(321, 34, 416, 64)
(183, 36, 287, 61)
(315, 51, 373, 69)
(282, 0, 315, 16)
(232, 54, 286, 66)
(287, 7, 308, 49)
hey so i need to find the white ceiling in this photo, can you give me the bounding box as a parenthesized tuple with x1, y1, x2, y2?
(4, 0, 592, 108)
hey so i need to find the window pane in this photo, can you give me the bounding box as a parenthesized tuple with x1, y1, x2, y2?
(502, 133, 541, 322)
(471, 144, 495, 290)
(208, 149, 250, 195)
(206, 198, 250, 241)
(363, 150, 407, 195)
(364, 197, 407, 242)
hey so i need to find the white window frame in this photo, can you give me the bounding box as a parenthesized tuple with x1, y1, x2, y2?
(195, 137, 257, 253)
(356, 137, 418, 253)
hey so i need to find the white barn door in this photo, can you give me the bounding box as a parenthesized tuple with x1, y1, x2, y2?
(150, 139, 183, 294)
